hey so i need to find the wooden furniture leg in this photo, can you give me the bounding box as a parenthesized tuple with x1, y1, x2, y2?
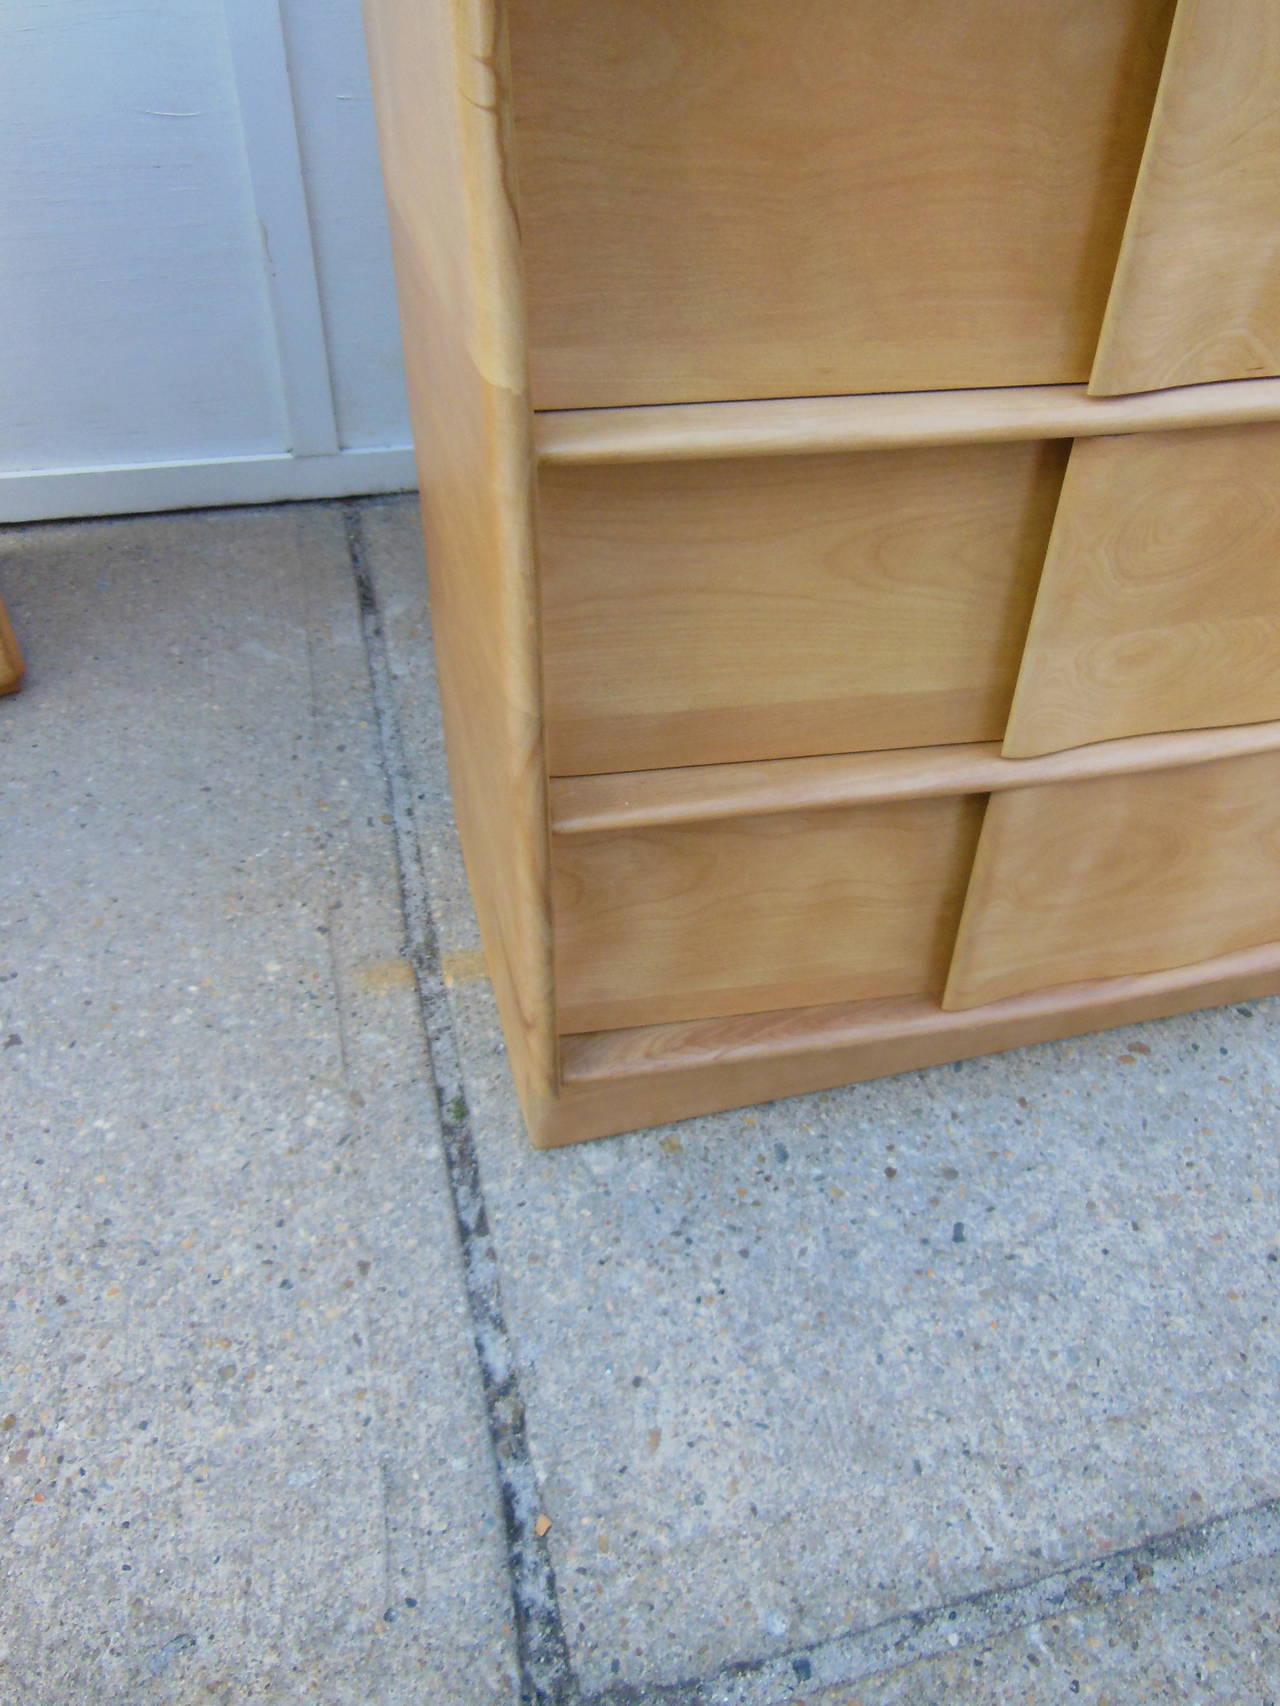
(0, 598, 23, 695)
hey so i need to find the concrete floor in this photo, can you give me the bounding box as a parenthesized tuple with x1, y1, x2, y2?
(2, 496, 1278, 1706)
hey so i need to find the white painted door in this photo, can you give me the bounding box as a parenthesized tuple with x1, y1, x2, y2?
(0, 0, 414, 521)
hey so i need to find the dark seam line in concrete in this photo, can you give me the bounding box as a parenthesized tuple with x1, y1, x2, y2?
(585, 1495, 1280, 1706)
(341, 501, 1279, 1706)
(343, 501, 579, 1706)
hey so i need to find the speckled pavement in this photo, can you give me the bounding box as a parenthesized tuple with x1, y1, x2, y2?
(3, 497, 1279, 1706)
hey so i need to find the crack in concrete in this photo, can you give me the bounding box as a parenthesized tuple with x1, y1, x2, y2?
(588, 1497, 1280, 1705)
(343, 496, 1280, 1706)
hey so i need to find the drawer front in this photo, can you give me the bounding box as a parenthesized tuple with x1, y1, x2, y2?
(508, 0, 1172, 408)
(1004, 424, 1280, 759)
(540, 442, 1066, 776)
(945, 749, 1280, 1010)
(1090, 0, 1280, 396)
(552, 795, 983, 1033)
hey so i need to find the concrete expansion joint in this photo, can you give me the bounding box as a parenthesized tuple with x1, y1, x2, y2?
(346, 503, 577, 1706)
(343, 500, 1280, 1706)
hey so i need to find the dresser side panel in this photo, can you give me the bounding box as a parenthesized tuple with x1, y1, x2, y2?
(363, 0, 557, 1119)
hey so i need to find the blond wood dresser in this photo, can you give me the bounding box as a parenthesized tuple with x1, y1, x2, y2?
(364, 0, 1280, 1145)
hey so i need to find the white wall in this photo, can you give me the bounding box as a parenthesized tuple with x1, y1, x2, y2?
(0, 0, 414, 522)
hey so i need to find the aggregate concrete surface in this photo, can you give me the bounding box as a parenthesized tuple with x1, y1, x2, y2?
(3, 496, 1279, 1705)
(0, 509, 516, 1705)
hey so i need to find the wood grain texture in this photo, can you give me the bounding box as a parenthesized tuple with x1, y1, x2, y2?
(536, 940, 1280, 1146)
(551, 720, 1280, 836)
(945, 750, 1280, 1011)
(1005, 424, 1280, 758)
(0, 597, 23, 695)
(362, 0, 558, 1125)
(541, 442, 1066, 775)
(553, 798, 983, 1033)
(508, 0, 1173, 409)
(1090, 0, 1280, 396)
(535, 377, 1280, 467)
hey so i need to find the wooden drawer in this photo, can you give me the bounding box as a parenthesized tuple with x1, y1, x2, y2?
(552, 792, 983, 1033)
(540, 440, 1067, 776)
(946, 745, 1280, 1010)
(1005, 422, 1280, 758)
(507, 0, 1173, 408)
(554, 729, 1280, 1037)
(1090, 0, 1280, 395)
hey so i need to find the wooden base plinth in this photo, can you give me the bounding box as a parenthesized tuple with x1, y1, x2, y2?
(524, 942, 1280, 1147)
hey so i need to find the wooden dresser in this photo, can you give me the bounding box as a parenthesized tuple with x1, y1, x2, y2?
(364, 0, 1280, 1146)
